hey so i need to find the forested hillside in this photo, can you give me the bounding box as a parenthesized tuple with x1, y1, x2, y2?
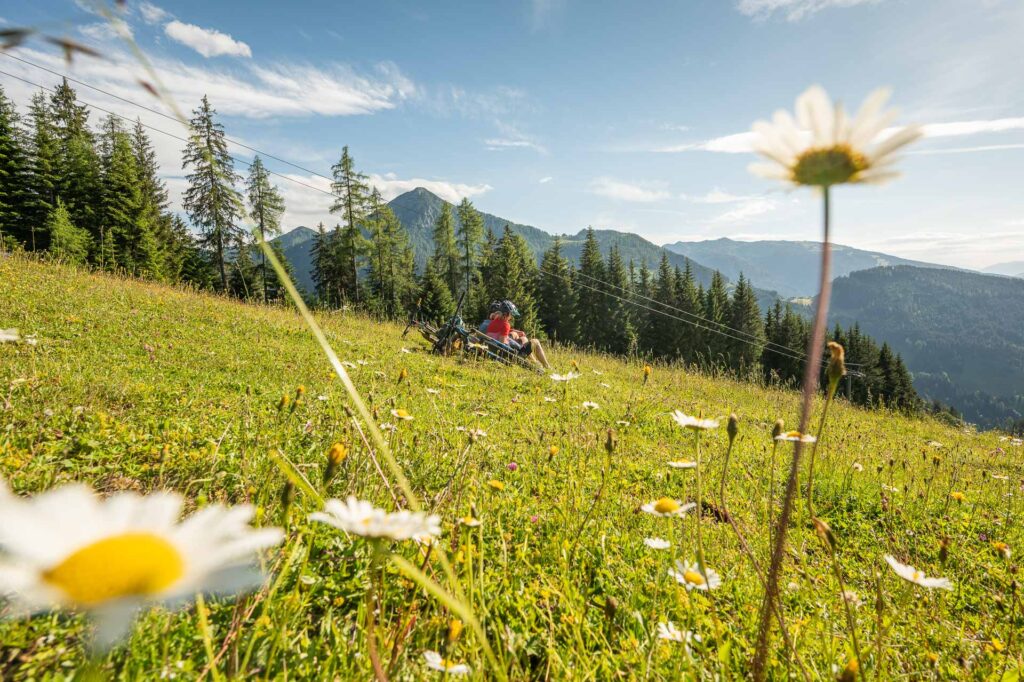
(827, 265, 1024, 429)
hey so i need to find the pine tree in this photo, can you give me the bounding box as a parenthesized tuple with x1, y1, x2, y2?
(246, 155, 286, 303)
(418, 259, 455, 324)
(642, 253, 678, 359)
(574, 227, 606, 348)
(130, 119, 176, 280)
(0, 86, 30, 245)
(456, 197, 484, 298)
(46, 198, 89, 263)
(431, 202, 459, 297)
(100, 115, 159, 276)
(50, 80, 101, 253)
(24, 92, 58, 251)
(229, 242, 260, 300)
(604, 245, 636, 354)
(329, 146, 370, 304)
(262, 240, 295, 302)
(702, 271, 730, 366)
(365, 192, 415, 317)
(537, 237, 577, 343)
(673, 261, 702, 361)
(311, 222, 338, 306)
(182, 95, 243, 290)
(727, 274, 764, 373)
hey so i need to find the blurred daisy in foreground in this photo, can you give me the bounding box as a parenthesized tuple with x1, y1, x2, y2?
(641, 498, 696, 518)
(0, 484, 282, 650)
(644, 537, 670, 550)
(310, 497, 440, 542)
(671, 411, 719, 431)
(582, 401, 599, 410)
(657, 621, 701, 653)
(423, 650, 470, 675)
(775, 430, 817, 443)
(550, 372, 581, 382)
(668, 560, 722, 591)
(749, 85, 921, 188)
(883, 554, 952, 590)
(390, 408, 413, 421)
(0, 329, 21, 343)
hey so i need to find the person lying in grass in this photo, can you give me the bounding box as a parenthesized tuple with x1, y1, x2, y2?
(486, 300, 551, 369)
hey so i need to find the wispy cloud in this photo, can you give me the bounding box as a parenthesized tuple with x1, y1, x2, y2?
(712, 198, 779, 222)
(529, 0, 566, 31)
(368, 173, 492, 203)
(736, 0, 882, 21)
(165, 20, 252, 58)
(681, 188, 758, 204)
(539, 176, 554, 183)
(138, 1, 170, 25)
(483, 121, 547, 154)
(590, 178, 670, 203)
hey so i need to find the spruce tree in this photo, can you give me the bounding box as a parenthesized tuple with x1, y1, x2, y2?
(418, 259, 455, 324)
(456, 197, 484, 297)
(673, 261, 702, 361)
(0, 86, 30, 245)
(489, 227, 539, 335)
(604, 245, 636, 354)
(329, 146, 369, 303)
(182, 95, 243, 290)
(727, 274, 764, 373)
(431, 202, 459, 297)
(50, 80, 101, 253)
(702, 271, 730, 366)
(246, 155, 286, 303)
(642, 253, 677, 359)
(537, 237, 577, 343)
(24, 92, 58, 251)
(131, 119, 176, 280)
(311, 222, 338, 306)
(229, 243, 260, 300)
(100, 115, 159, 276)
(46, 198, 89, 263)
(574, 227, 606, 348)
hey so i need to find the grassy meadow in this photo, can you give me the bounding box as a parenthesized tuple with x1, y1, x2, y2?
(1, 254, 1020, 680)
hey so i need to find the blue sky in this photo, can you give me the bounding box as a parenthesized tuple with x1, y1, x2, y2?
(2, 0, 1023, 269)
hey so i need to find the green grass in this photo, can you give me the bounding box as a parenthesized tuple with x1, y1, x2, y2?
(1, 255, 1020, 680)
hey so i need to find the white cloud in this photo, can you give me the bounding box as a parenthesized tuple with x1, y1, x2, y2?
(79, 19, 132, 42)
(165, 20, 252, 58)
(484, 137, 547, 153)
(681, 188, 756, 204)
(920, 117, 1024, 137)
(736, 0, 881, 21)
(712, 198, 779, 223)
(138, 1, 171, 24)
(539, 176, 553, 183)
(367, 173, 492, 203)
(910, 143, 1024, 155)
(590, 178, 671, 203)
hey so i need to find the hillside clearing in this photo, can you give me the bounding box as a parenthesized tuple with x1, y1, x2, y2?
(0, 256, 1020, 680)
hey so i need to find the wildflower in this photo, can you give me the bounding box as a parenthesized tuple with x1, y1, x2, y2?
(455, 426, 487, 439)
(992, 474, 1009, 481)
(549, 445, 559, 456)
(950, 491, 965, 503)
(670, 410, 719, 431)
(379, 422, 397, 432)
(448, 618, 464, 642)
(550, 372, 581, 382)
(460, 516, 481, 527)
(727, 413, 739, 443)
(422, 651, 470, 675)
(641, 497, 696, 518)
(667, 460, 697, 469)
(356, 359, 369, 366)
(656, 621, 701, 654)
(571, 360, 580, 371)
(616, 420, 630, 426)
(668, 560, 722, 591)
(487, 479, 505, 491)
(775, 430, 817, 443)
(390, 408, 413, 421)
(316, 394, 329, 401)
(543, 396, 557, 402)
(0, 485, 282, 649)
(530, 515, 539, 523)
(400, 347, 412, 354)
(826, 341, 847, 391)
(644, 537, 670, 550)
(842, 590, 863, 607)
(582, 401, 599, 410)
(310, 497, 441, 541)
(852, 463, 864, 472)
(993, 541, 1012, 558)
(643, 365, 652, 384)
(397, 368, 409, 383)
(883, 554, 952, 590)
(323, 442, 347, 484)
(838, 658, 859, 682)
(425, 388, 441, 395)
(748, 85, 921, 187)
(927, 440, 943, 449)
(507, 462, 518, 472)
(599, 382, 611, 388)
(772, 419, 785, 439)
(341, 361, 356, 369)
(0, 329, 20, 343)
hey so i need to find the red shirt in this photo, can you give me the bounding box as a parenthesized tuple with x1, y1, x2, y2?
(487, 318, 511, 338)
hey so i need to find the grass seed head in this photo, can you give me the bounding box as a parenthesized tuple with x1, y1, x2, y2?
(772, 419, 784, 440)
(727, 413, 739, 443)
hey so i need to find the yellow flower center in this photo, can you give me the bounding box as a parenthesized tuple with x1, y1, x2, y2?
(791, 144, 868, 186)
(683, 570, 705, 586)
(42, 533, 185, 606)
(653, 498, 680, 514)
(912, 571, 921, 581)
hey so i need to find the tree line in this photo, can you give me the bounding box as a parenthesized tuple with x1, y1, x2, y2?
(0, 81, 922, 415)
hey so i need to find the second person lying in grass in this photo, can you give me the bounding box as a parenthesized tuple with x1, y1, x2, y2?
(482, 300, 552, 370)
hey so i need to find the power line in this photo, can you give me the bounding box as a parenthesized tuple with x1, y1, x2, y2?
(0, 65, 838, 371)
(0, 68, 337, 201)
(1, 52, 336, 184)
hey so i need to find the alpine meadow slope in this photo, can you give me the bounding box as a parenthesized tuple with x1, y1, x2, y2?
(1, 254, 1020, 679)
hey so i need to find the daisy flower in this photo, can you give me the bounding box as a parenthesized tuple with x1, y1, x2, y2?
(400, 347, 412, 354)
(883, 554, 952, 590)
(341, 360, 356, 369)
(310, 497, 441, 542)
(550, 372, 581, 382)
(667, 460, 697, 470)
(390, 408, 413, 421)
(460, 516, 481, 528)
(668, 560, 722, 591)
(425, 388, 441, 395)
(644, 537, 671, 550)
(641, 498, 696, 518)
(749, 85, 921, 187)
(582, 401, 599, 410)
(379, 422, 397, 432)
(0, 328, 20, 343)
(422, 650, 470, 675)
(656, 620, 684, 642)
(775, 430, 817, 443)
(456, 426, 487, 439)
(671, 410, 719, 431)
(0, 484, 282, 649)
(851, 463, 864, 472)
(992, 541, 1012, 559)
(543, 396, 557, 402)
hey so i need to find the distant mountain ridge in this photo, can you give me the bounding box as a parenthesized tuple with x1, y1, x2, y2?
(983, 260, 1024, 278)
(274, 188, 781, 306)
(664, 237, 956, 298)
(825, 265, 1024, 429)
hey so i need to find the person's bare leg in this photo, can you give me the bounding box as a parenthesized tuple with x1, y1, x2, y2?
(530, 338, 551, 369)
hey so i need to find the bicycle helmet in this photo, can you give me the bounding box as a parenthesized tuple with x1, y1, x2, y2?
(498, 300, 520, 317)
